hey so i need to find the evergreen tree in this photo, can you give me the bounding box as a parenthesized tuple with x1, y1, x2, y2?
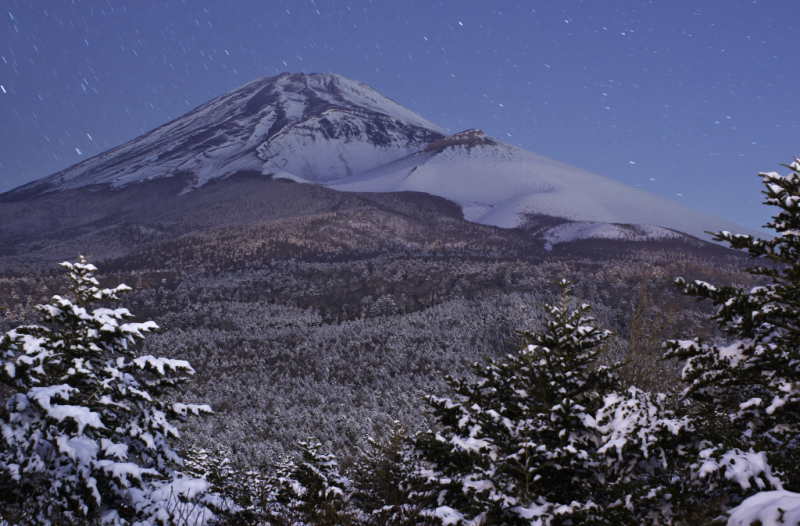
(183, 442, 236, 503)
(0, 257, 212, 525)
(182, 442, 260, 524)
(666, 158, 800, 519)
(350, 422, 420, 525)
(411, 279, 688, 525)
(272, 437, 352, 524)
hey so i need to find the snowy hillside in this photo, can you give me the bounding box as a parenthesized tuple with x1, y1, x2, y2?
(4, 73, 446, 197)
(327, 130, 763, 242)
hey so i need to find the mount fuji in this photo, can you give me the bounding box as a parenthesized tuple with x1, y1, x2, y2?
(6, 72, 446, 197)
(2, 72, 761, 243)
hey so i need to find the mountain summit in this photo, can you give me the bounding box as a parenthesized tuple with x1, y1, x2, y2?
(6, 73, 446, 198)
(3, 73, 761, 242)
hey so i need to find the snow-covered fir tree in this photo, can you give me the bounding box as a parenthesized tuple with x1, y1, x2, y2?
(0, 257, 212, 525)
(182, 442, 264, 523)
(271, 437, 352, 524)
(666, 158, 800, 522)
(411, 279, 689, 525)
(349, 421, 420, 525)
(183, 443, 236, 501)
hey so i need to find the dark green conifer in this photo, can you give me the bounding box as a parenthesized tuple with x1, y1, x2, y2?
(272, 438, 351, 524)
(350, 422, 420, 525)
(666, 159, 800, 516)
(412, 279, 683, 525)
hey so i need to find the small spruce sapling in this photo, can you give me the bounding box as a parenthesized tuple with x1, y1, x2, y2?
(182, 442, 261, 522)
(0, 257, 212, 525)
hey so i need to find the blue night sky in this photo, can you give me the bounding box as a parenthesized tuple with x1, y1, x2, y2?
(1, 0, 798, 231)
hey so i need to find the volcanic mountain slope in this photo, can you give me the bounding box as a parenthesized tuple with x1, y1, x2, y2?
(4, 73, 446, 199)
(2, 73, 763, 244)
(326, 129, 764, 243)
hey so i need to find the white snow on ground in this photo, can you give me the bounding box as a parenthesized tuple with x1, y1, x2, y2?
(727, 490, 800, 526)
(271, 170, 313, 184)
(541, 222, 685, 244)
(328, 134, 764, 243)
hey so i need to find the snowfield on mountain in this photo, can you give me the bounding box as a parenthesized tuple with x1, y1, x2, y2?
(326, 129, 762, 242)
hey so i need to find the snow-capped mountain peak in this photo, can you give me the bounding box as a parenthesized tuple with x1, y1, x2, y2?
(5, 73, 447, 198)
(253, 73, 447, 181)
(3, 73, 762, 245)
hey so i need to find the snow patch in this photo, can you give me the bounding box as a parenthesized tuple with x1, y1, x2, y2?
(728, 490, 800, 526)
(541, 221, 685, 244)
(271, 171, 313, 184)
